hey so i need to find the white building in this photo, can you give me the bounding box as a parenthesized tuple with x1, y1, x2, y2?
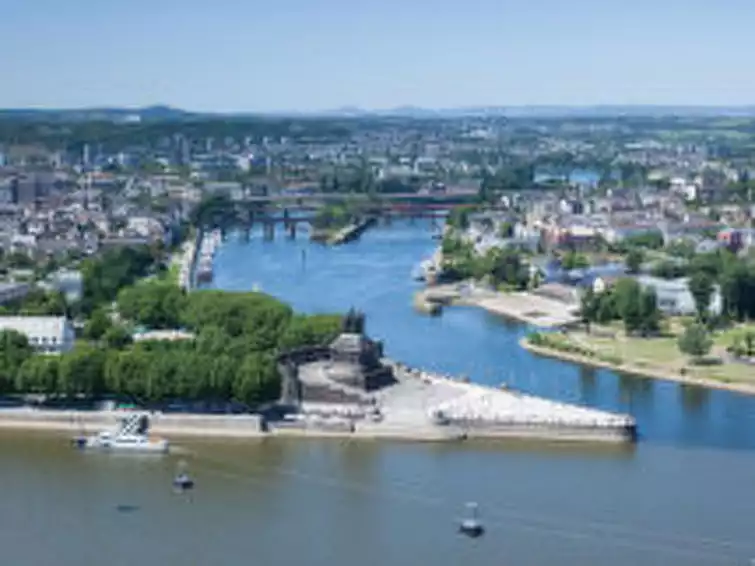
(0, 316, 76, 354)
(636, 276, 722, 317)
(42, 270, 84, 303)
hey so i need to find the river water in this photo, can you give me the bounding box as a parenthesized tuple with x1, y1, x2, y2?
(3, 220, 755, 566)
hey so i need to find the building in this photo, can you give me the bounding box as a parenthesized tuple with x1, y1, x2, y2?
(0, 316, 76, 354)
(636, 276, 722, 317)
(0, 282, 31, 305)
(46, 270, 84, 303)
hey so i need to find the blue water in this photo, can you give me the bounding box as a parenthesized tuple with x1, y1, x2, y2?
(5, 219, 752, 566)
(211, 220, 755, 452)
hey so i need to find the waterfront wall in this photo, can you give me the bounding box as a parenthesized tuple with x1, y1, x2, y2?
(0, 409, 265, 438)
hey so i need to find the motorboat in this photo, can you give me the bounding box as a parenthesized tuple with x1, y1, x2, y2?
(72, 412, 169, 454)
(412, 259, 437, 282)
(173, 460, 195, 491)
(459, 502, 485, 538)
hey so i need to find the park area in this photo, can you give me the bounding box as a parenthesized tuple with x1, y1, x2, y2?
(526, 321, 755, 392)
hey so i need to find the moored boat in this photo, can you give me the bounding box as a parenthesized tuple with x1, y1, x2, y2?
(72, 412, 169, 454)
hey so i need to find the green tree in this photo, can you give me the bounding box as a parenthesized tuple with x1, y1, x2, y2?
(117, 280, 186, 329)
(561, 251, 589, 271)
(625, 249, 644, 275)
(104, 326, 133, 350)
(233, 353, 279, 407)
(83, 308, 112, 340)
(15, 355, 59, 394)
(278, 315, 341, 350)
(614, 278, 643, 334)
(0, 330, 33, 393)
(720, 262, 755, 321)
(58, 344, 107, 397)
(638, 287, 660, 336)
(580, 288, 599, 333)
(688, 271, 714, 321)
(446, 208, 471, 231)
(677, 322, 713, 359)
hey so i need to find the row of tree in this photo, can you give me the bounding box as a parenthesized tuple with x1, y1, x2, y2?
(440, 235, 531, 290)
(581, 278, 660, 336)
(1, 290, 343, 406)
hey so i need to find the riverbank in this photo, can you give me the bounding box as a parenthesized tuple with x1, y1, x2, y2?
(0, 409, 267, 438)
(414, 284, 580, 328)
(172, 232, 199, 291)
(0, 357, 637, 444)
(521, 337, 755, 397)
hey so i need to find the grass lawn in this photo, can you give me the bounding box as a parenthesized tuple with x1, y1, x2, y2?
(714, 323, 755, 348)
(566, 323, 755, 386)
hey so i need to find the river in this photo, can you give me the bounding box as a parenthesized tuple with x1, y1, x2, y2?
(2, 220, 754, 566)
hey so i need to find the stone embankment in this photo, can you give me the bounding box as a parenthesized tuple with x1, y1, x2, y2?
(0, 364, 635, 444)
(0, 408, 265, 438)
(195, 229, 222, 284)
(175, 235, 199, 291)
(379, 362, 636, 443)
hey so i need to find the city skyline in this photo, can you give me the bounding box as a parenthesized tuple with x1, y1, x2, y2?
(1, 0, 754, 112)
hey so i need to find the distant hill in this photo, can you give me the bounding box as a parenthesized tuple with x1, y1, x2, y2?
(2, 104, 755, 122)
(0, 105, 198, 122)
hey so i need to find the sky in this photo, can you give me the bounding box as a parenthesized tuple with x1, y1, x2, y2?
(0, 0, 753, 112)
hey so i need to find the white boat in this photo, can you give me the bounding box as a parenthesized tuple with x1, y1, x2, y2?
(73, 412, 169, 454)
(412, 259, 437, 281)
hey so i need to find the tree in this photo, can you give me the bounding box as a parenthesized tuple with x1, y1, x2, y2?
(279, 314, 341, 350)
(720, 262, 755, 321)
(0, 330, 33, 393)
(614, 278, 643, 333)
(498, 221, 514, 239)
(625, 249, 644, 275)
(677, 322, 713, 359)
(638, 287, 660, 336)
(117, 280, 186, 329)
(104, 326, 133, 350)
(580, 288, 599, 333)
(83, 308, 112, 340)
(688, 272, 714, 321)
(561, 251, 589, 271)
(15, 356, 59, 394)
(233, 353, 279, 407)
(58, 344, 107, 397)
(446, 208, 470, 231)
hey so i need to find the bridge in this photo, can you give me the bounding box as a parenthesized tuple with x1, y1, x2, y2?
(242, 189, 479, 207)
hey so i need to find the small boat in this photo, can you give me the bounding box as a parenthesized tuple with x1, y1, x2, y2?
(173, 461, 194, 491)
(173, 474, 194, 491)
(459, 502, 485, 538)
(72, 413, 169, 454)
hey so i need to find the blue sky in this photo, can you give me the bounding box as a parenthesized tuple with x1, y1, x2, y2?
(0, 0, 752, 111)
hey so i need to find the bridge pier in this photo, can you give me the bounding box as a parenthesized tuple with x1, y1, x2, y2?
(288, 222, 296, 239)
(263, 220, 275, 241)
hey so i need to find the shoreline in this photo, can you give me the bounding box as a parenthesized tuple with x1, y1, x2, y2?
(520, 337, 755, 397)
(415, 285, 579, 328)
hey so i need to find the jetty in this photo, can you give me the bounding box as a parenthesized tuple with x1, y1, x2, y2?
(379, 363, 635, 442)
(312, 217, 377, 246)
